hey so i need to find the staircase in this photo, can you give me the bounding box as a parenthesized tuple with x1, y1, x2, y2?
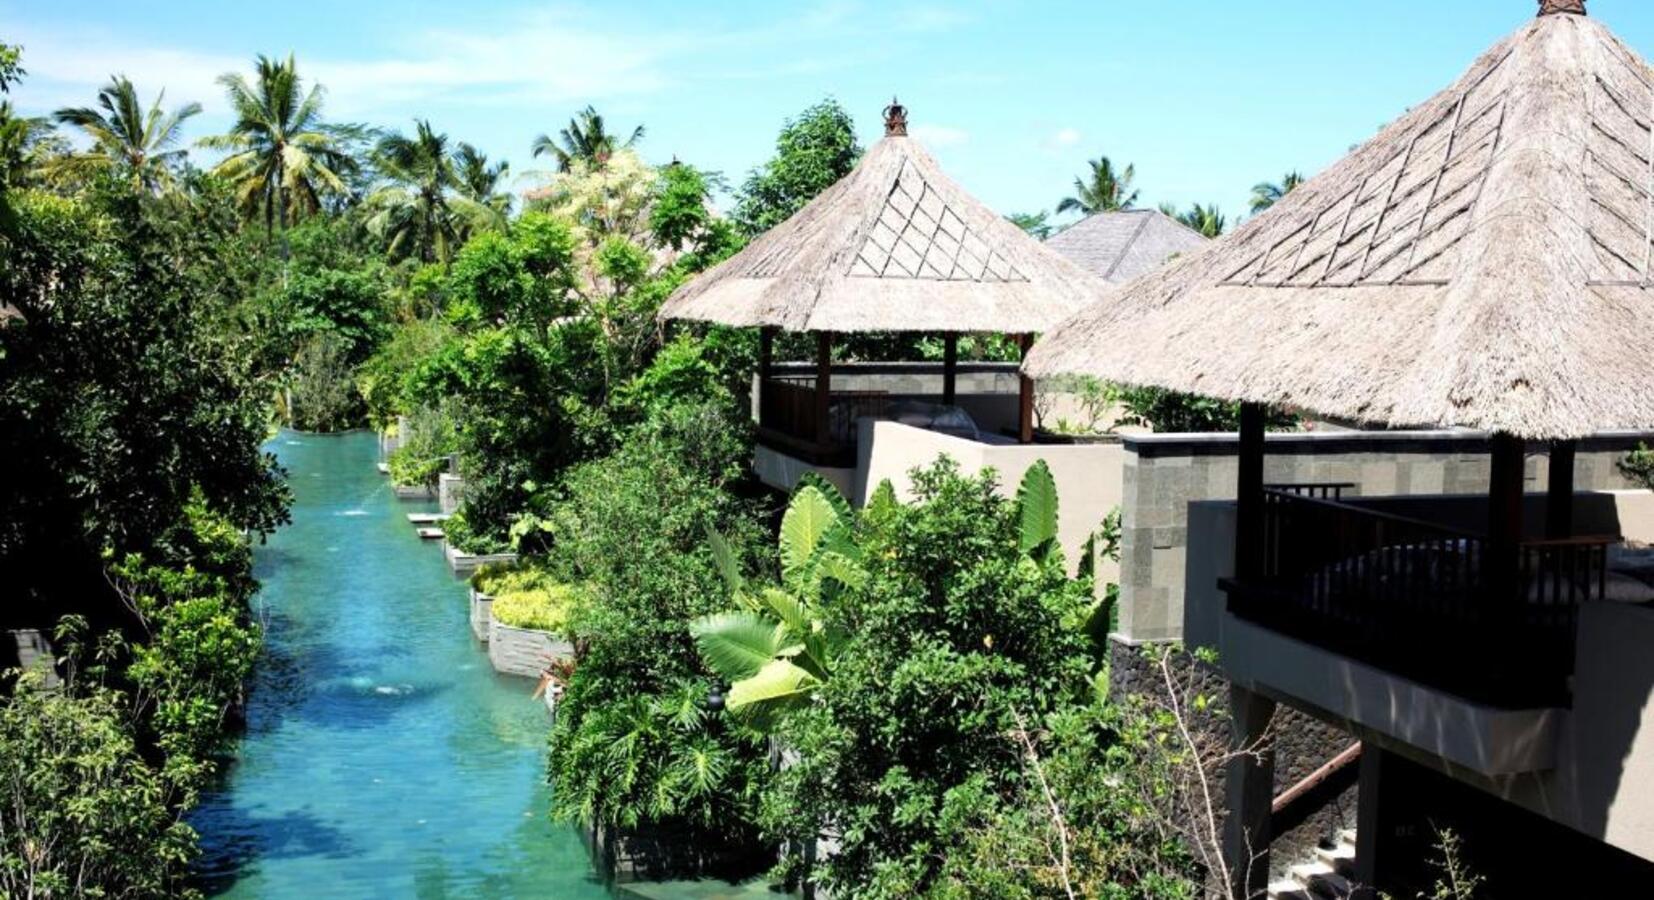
(1268, 830, 1358, 899)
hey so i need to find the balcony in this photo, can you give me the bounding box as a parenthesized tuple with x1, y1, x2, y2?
(1221, 489, 1617, 708)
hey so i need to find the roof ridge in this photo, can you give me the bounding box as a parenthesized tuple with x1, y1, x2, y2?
(1102, 209, 1157, 281)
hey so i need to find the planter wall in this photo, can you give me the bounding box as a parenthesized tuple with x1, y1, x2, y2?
(393, 483, 436, 500)
(469, 588, 493, 642)
(444, 542, 516, 576)
(487, 614, 573, 678)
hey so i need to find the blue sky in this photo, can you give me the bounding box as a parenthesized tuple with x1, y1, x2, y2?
(7, 1, 1654, 223)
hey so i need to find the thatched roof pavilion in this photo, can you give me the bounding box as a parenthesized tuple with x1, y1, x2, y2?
(1027, 0, 1654, 442)
(662, 101, 1112, 455)
(1046, 209, 1209, 284)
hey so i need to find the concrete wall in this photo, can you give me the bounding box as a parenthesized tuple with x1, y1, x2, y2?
(856, 420, 1124, 578)
(487, 615, 574, 678)
(1118, 430, 1651, 643)
(438, 473, 465, 515)
(469, 588, 493, 642)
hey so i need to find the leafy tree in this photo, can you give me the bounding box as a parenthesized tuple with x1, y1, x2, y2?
(1058, 156, 1137, 216)
(48, 76, 200, 193)
(0, 42, 21, 92)
(1117, 385, 1293, 433)
(1174, 203, 1226, 238)
(733, 98, 861, 237)
(455, 141, 512, 219)
(1249, 171, 1304, 214)
(367, 120, 502, 264)
(201, 54, 357, 232)
(531, 104, 644, 172)
(1008, 210, 1054, 240)
(531, 147, 658, 242)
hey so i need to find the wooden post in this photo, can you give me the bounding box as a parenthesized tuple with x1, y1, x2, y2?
(1487, 432, 1526, 604)
(1225, 684, 1276, 899)
(1351, 746, 1385, 900)
(1017, 334, 1034, 444)
(942, 332, 959, 407)
(1546, 439, 1577, 539)
(1236, 403, 1266, 581)
(814, 332, 833, 452)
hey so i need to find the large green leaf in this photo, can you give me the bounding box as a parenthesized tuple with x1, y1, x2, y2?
(705, 525, 744, 595)
(780, 486, 837, 582)
(758, 587, 811, 634)
(815, 550, 867, 591)
(1016, 459, 1059, 557)
(689, 611, 785, 681)
(728, 658, 820, 724)
(798, 471, 854, 526)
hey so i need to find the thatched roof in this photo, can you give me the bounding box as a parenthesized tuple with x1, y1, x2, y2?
(1027, 2, 1654, 440)
(658, 104, 1110, 334)
(1046, 210, 1209, 284)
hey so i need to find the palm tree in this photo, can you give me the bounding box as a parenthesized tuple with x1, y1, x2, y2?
(531, 105, 643, 172)
(200, 54, 356, 233)
(1176, 203, 1227, 238)
(49, 76, 199, 193)
(366, 121, 497, 265)
(1057, 156, 1138, 216)
(454, 142, 512, 221)
(1249, 171, 1304, 214)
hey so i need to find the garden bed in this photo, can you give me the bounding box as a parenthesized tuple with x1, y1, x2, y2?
(393, 483, 436, 500)
(444, 542, 517, 576)
(487, 613, 573, 678)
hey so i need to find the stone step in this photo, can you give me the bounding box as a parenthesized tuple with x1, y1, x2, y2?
(1315, 842, 1357, 877)
(416, 527, 445, 540)
(1290, 862, 1353, 899)
(1339, 828, 1357, 846)
(1268, 879, 1316, 900)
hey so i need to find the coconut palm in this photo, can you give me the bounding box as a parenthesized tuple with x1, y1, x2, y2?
(366, 121, 498, 265)
(1250, 171, 1304, 214)
(200, 54, 356, 233)
(1057, 156, 1138, 216)
(49, 76, 200, 193)
(454, 142, 512, 221)
(1176, 203, 1227, 238)
(531, 105, 644, 172)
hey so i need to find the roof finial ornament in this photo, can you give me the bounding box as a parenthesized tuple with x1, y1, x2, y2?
(883, 97, 908, 137)
(1538, 0, 1586, 16)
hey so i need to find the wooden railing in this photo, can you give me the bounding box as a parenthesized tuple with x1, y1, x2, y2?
(1226, 490, 1615, 706)
(756, 377, 889, 466)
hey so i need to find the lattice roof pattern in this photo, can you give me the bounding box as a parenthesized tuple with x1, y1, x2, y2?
(1029, 8, 1654, 439)
(658, 130, 1105, 334)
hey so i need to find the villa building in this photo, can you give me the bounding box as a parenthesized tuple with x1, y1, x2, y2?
(1046, 208, 1209, 285)
(1030, 1, 1654, 896)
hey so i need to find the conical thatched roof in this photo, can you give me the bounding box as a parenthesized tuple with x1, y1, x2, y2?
(658, 104, 1110, 334)
(1046, 209, 1210, 284)
(1027, 3, 1654, 440)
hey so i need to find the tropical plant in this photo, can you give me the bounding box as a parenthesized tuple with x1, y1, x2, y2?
(454, 141, 512, 219)
(733, 98, 861, 237)
(201, 54, 357, 232)
(691, 478, 862, 726)
(1008, 210, 1054, 240)
(1117, 385, 1294, 433)
(49, 75, 200, 193)
(1057, 156, 1137, 216)
(530, 147, 658, 242)
(1621, 443, 1654, 491)
(531, 104, 643, 172)
(1175, 203, 1226, 238)
(366, 120, 504, 264)
(1249, 171, 1304, 214)
(491, 579, 581, 634)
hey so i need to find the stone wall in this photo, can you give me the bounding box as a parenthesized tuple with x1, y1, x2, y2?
(1117, 430, 1651, 643)
(469, 588, 492, 642)
(2, 629, 58, 688)
(438, 473, 465, 515)
(487, 615, 574, 678)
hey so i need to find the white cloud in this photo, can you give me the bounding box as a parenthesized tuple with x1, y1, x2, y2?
(1051, 127, 1083, 148)
(910, 123, 969, 148)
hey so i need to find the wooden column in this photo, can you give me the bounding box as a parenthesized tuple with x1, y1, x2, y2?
(814, 332, 833, 451)
(1351, 746, 1385, 900)
(1236, 403, 1267, 582)
(1546, 439, 1577, 539)
(1224, 684, 1276, 899)
(1487, 432, 1526, 604)
(1017, 334, 1035, 444)
(941, 332, 959, 407)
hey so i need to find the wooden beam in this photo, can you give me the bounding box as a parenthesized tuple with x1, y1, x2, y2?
(1546, 439, 1577, 539)
(942, 332, 959, 406)
(1225, 684, 1276, 899)
(814, 332, 833, 450)
(1236, 403, 1266, 581)
(1017, 334, 1034, 444)
(1487, 432, 1526, 604)
(756, 327, 775, 431)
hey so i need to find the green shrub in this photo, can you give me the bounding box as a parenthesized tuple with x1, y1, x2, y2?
(385, 402, 459, 488)
(1621, 443, 1654, 491)
(480, 564, 581, 634)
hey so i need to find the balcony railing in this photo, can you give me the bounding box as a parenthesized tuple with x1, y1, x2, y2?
(1224, 489, 1614, 707)
(757, 377, 890, 466)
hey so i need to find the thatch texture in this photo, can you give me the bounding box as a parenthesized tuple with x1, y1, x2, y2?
(1027, 10, 1654, 440)
(658, 134, 1110, 333)
(1046, 209, 1209, 284)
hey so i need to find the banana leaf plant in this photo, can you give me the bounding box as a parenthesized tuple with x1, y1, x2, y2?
(690, 476, 862, 728)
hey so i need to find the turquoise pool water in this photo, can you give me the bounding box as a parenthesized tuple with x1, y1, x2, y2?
(193, 430, 610, 898)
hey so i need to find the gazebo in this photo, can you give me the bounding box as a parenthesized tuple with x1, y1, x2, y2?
(1028, 0, 1654, 892)
(660, 101, 1111, 477)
